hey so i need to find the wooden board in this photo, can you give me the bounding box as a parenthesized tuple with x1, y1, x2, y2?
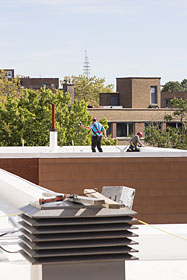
(84, 189, 120, 209)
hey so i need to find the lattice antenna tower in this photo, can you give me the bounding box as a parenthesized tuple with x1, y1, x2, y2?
(83, 50, 91, 78)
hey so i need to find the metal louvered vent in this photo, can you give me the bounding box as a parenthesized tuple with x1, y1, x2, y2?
(19, 202, 138, 264)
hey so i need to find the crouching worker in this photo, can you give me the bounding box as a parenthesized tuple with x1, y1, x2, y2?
(127, 131, 144, 152)
(80, 117, 107, 152)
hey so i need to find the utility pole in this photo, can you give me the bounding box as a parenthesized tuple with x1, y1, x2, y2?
(83, 50, 91, 78)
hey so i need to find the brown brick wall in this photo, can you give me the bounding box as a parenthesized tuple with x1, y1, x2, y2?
(161, 91, 187, 107)
(116, 78, 161, 108)
(20, 78, 59, 89)
(0, 156, 187, 224)
(38, 157, 187, 224)
(112, 123, 117, 138)
(132, 78, 161, 108)
(88, 108, 176, 122)
(99, 93, 119, 106)
(0, 158, 39, 184)
(116, 78, 132, 108)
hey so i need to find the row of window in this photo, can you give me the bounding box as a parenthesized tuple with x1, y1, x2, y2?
(107, 122, 183, 137)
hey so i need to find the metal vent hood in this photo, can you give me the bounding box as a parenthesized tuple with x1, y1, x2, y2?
(19, 202, 138, 265)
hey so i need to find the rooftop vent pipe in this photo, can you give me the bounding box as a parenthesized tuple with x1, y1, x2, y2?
(49, 104, 58, 152)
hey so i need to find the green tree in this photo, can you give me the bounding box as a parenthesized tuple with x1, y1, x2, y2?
(169, 97, 187, 126)
(71, 75, 114, 106)
(0, 84, 117, 146)
(0, 70, 24, 99)
(161, 81, 184, 92)
(144, 98, 187, 149)
(181, 79, 187, 91)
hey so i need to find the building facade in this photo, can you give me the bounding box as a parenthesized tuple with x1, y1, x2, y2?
(161, 91, 187, 108)
(0, 69, 14, 79)
(97, 77, 183, 143)
(20, 77, 59, 90)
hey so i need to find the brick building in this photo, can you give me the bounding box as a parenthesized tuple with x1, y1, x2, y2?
(0, 69, 14, 79)
(20, 77, 59, 90)
(161, 91, 187, 108)
(97, 77, 182, 143)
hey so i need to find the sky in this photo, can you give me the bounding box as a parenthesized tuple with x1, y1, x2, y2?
(0, 0, 187, 88)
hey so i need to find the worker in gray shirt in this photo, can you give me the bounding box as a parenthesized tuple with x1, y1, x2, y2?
(127, 131, 144, 152)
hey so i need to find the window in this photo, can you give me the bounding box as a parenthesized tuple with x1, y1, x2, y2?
(42, 83, 48, 88)
(106, 122, 112, 136)
(145, 122, 162, 130)
(110, 96, 118, 106)
(166, 122, 183, 128)
(165, 98, 171, 108)
(150, 86, 157, 104)
(6, 71, 12, 78)
(117, 122, 134, 137)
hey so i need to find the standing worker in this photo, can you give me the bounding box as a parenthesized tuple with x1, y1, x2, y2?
(80, 117, 107, 152)
(127, 131, 144, 152)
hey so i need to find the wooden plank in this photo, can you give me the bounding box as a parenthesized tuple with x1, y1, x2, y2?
(68, 195, 105, 206)
(84, 189, 120, 209)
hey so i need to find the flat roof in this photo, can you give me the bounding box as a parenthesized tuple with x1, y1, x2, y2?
(116, 77, 161, 80)
(0, 146, 186, 158)
(0, 174, 187, 279)
(88, 107, 175, 111)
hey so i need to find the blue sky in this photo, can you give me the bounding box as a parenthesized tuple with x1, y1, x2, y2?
(1, 0, 187, 87)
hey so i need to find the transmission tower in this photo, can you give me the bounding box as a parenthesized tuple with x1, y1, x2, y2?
(83, 50, 91, 77)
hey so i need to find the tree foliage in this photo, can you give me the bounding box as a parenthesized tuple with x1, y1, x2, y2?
(144, 98, 187, 149)
(181, 79, 187, 91)
(169, 97, 187, 124)
(161, 81, 184, 92)
(161, 79, 187, 92)
(0, 70, 24, 100)
(71, 75, 114, 106)
(0, 76, 116, 147)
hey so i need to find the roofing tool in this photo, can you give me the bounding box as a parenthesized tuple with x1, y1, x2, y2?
(114, 145, 129, 152)
(39, 193, 105, 206)
(39, 194, 75, 205)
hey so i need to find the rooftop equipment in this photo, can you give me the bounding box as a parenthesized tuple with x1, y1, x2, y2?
(0, 168, 138, 280)
(19, 191, 138, 280)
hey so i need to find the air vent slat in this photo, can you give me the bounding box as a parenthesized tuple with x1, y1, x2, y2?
(19, 221, 137, 234)
(21, 214, 136, 226)
(20, 228, 138, 242)
(21, 250, 138, 264)
(20, 235, 138, 250)
(20, 242, 138, 258)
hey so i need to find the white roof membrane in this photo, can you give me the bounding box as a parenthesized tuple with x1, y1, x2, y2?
(0, 146, 186, 158)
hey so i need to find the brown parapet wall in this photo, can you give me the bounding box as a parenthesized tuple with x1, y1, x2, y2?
(0, 156, 187, 224)
(0, 158, 39, 185)
(38, 157, 187, 224)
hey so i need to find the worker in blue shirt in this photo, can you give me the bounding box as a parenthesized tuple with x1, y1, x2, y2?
(80, 117, 107, 152)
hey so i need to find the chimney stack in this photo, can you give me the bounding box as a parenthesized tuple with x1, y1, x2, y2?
(49, 104, 58, 152)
